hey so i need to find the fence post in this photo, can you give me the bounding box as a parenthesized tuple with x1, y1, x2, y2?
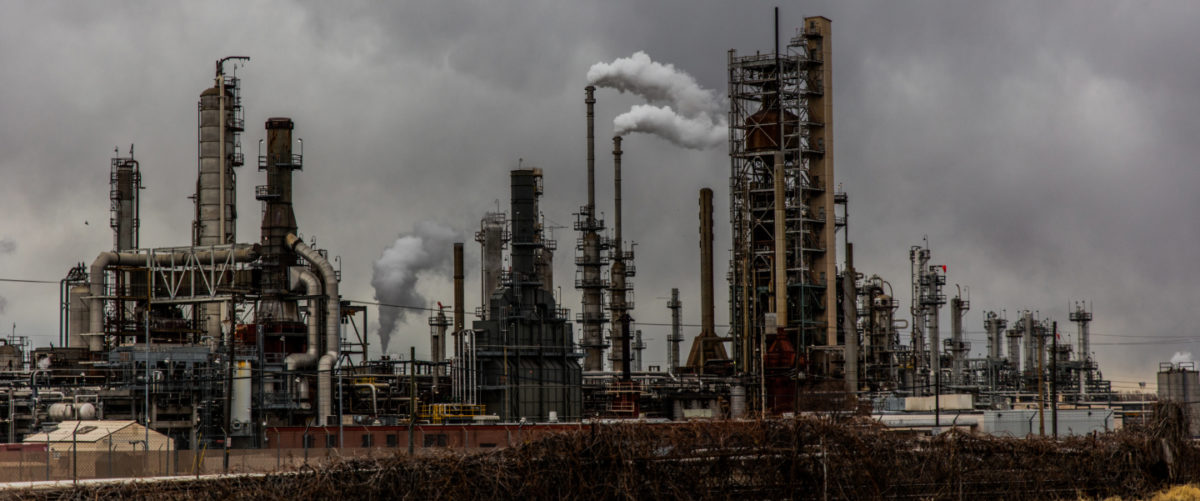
(276, 430, 281, 470)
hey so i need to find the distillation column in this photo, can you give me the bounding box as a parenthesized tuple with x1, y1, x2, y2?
(1070, 303, 1093, 397)
(667, 288, 682, 374)
(476, 212, 507, 319)
(949, 290, 969, 385)
(110, 148, 140, 252)
(909, 246, 929, 392)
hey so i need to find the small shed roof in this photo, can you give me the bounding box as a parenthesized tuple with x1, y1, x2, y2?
(24, 420, 147, 443)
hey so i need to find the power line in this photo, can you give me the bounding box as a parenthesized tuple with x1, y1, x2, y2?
(0, 277, 59, 284)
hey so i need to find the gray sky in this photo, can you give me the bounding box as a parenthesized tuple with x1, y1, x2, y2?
(0, 1, 1195, 392)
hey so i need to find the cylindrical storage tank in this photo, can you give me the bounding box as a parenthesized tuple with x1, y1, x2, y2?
(233, 360, 252, 431)
(48, 403, 74, 421)
(729, 385, 746, 419)
(69, 285, 91, 349)
(74, 403, 97, 420)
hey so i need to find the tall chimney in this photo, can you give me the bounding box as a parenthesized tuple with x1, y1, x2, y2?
(586, 86, 596, 211)
(609, 136, 628, 373)
(578, 86, 607, 371)
(453, 242, 464, 357)
(685, 187, 729, 371)
(668, 288, 681, 374)
(612, 136, 622, 250)
(700, 188, 715, 338)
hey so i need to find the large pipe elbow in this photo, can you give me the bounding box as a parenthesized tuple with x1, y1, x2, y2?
(86, 252, 119, 349)
(288, 234, 340, 426)
(283, 267, 322, 372)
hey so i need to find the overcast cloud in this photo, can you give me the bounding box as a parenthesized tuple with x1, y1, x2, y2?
(0, 1, 1195, 390)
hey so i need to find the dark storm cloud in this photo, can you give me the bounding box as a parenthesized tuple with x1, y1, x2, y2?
(0, 0, 1193, 385)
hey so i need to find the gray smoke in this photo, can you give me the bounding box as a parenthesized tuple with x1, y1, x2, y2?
(371, 222, 460, 354)
(588, 51, 727, 149)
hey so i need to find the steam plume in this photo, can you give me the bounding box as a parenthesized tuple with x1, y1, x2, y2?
(587, 51, 722, 117)
(1171, 351, 1193, 365)
(614, 104, 726, 150)
(371, 222, 460, 354)
(588, 51, 727, 149)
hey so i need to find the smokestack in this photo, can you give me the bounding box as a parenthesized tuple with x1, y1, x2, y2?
(668, 288, 681, 374)
(586, 86, 596, 211)
(578, 85, 607, 371)
(686, 187, 729, 371)
(844, 242, 858, 393)
(613, 136, 622, 249)
(453, 242, 464, 357)
(700, 187, 714, 337)
(259, 118, 299, 294)
(609, 136, 628, 373)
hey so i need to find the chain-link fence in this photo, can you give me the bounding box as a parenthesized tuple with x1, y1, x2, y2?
(0, 444, 407, 483)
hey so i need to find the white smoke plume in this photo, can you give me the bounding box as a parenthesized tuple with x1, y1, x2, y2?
(588, 51, 727, 149)
(371, 222, 460, 354)
(1171, 351, 1193, 365)
(614, 104, 727, 150)
(588, 51, 723, 117)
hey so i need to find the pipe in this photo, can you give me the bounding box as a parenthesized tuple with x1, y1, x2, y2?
(699, 188, 715, 337)
(773, 152, 787, 325)
(354, 383, 381, 416)
(87, 245, 260, 348)
(287, 234, 339, 426)
(453, 243, 464, 358)
(284, 267, 322, 401)
(609, 137, 627, 373)
(586, 86, 596, 211)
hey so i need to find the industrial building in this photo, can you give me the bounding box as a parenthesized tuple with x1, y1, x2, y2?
(0, 14, 1129, 453)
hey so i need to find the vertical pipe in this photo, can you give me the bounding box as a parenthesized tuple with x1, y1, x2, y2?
(668, 288, 681, 374)
(700, 188, 715, 338)
(453, 243, 464, 358)
(613, 137, 622, 252)
(218, 74, 226, 246)
(773, 152, 787, 326)
(585, 86, 596, 211)
(843, 243, 857, 394)
(609, 137, 626, 373)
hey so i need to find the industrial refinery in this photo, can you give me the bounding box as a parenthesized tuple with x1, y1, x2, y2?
(0, 15, 1146, 455)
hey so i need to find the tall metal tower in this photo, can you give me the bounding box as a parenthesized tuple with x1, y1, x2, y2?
(194, 56, 248, 247)
(728, 16, 836, 386)
(575, 86, 610, 371)
(109, 145, 141, 252)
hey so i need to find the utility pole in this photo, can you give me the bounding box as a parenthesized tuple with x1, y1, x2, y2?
(1051, 321, 1058, 438)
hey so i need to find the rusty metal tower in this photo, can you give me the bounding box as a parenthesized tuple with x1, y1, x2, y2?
(728, 17, 835, 385)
